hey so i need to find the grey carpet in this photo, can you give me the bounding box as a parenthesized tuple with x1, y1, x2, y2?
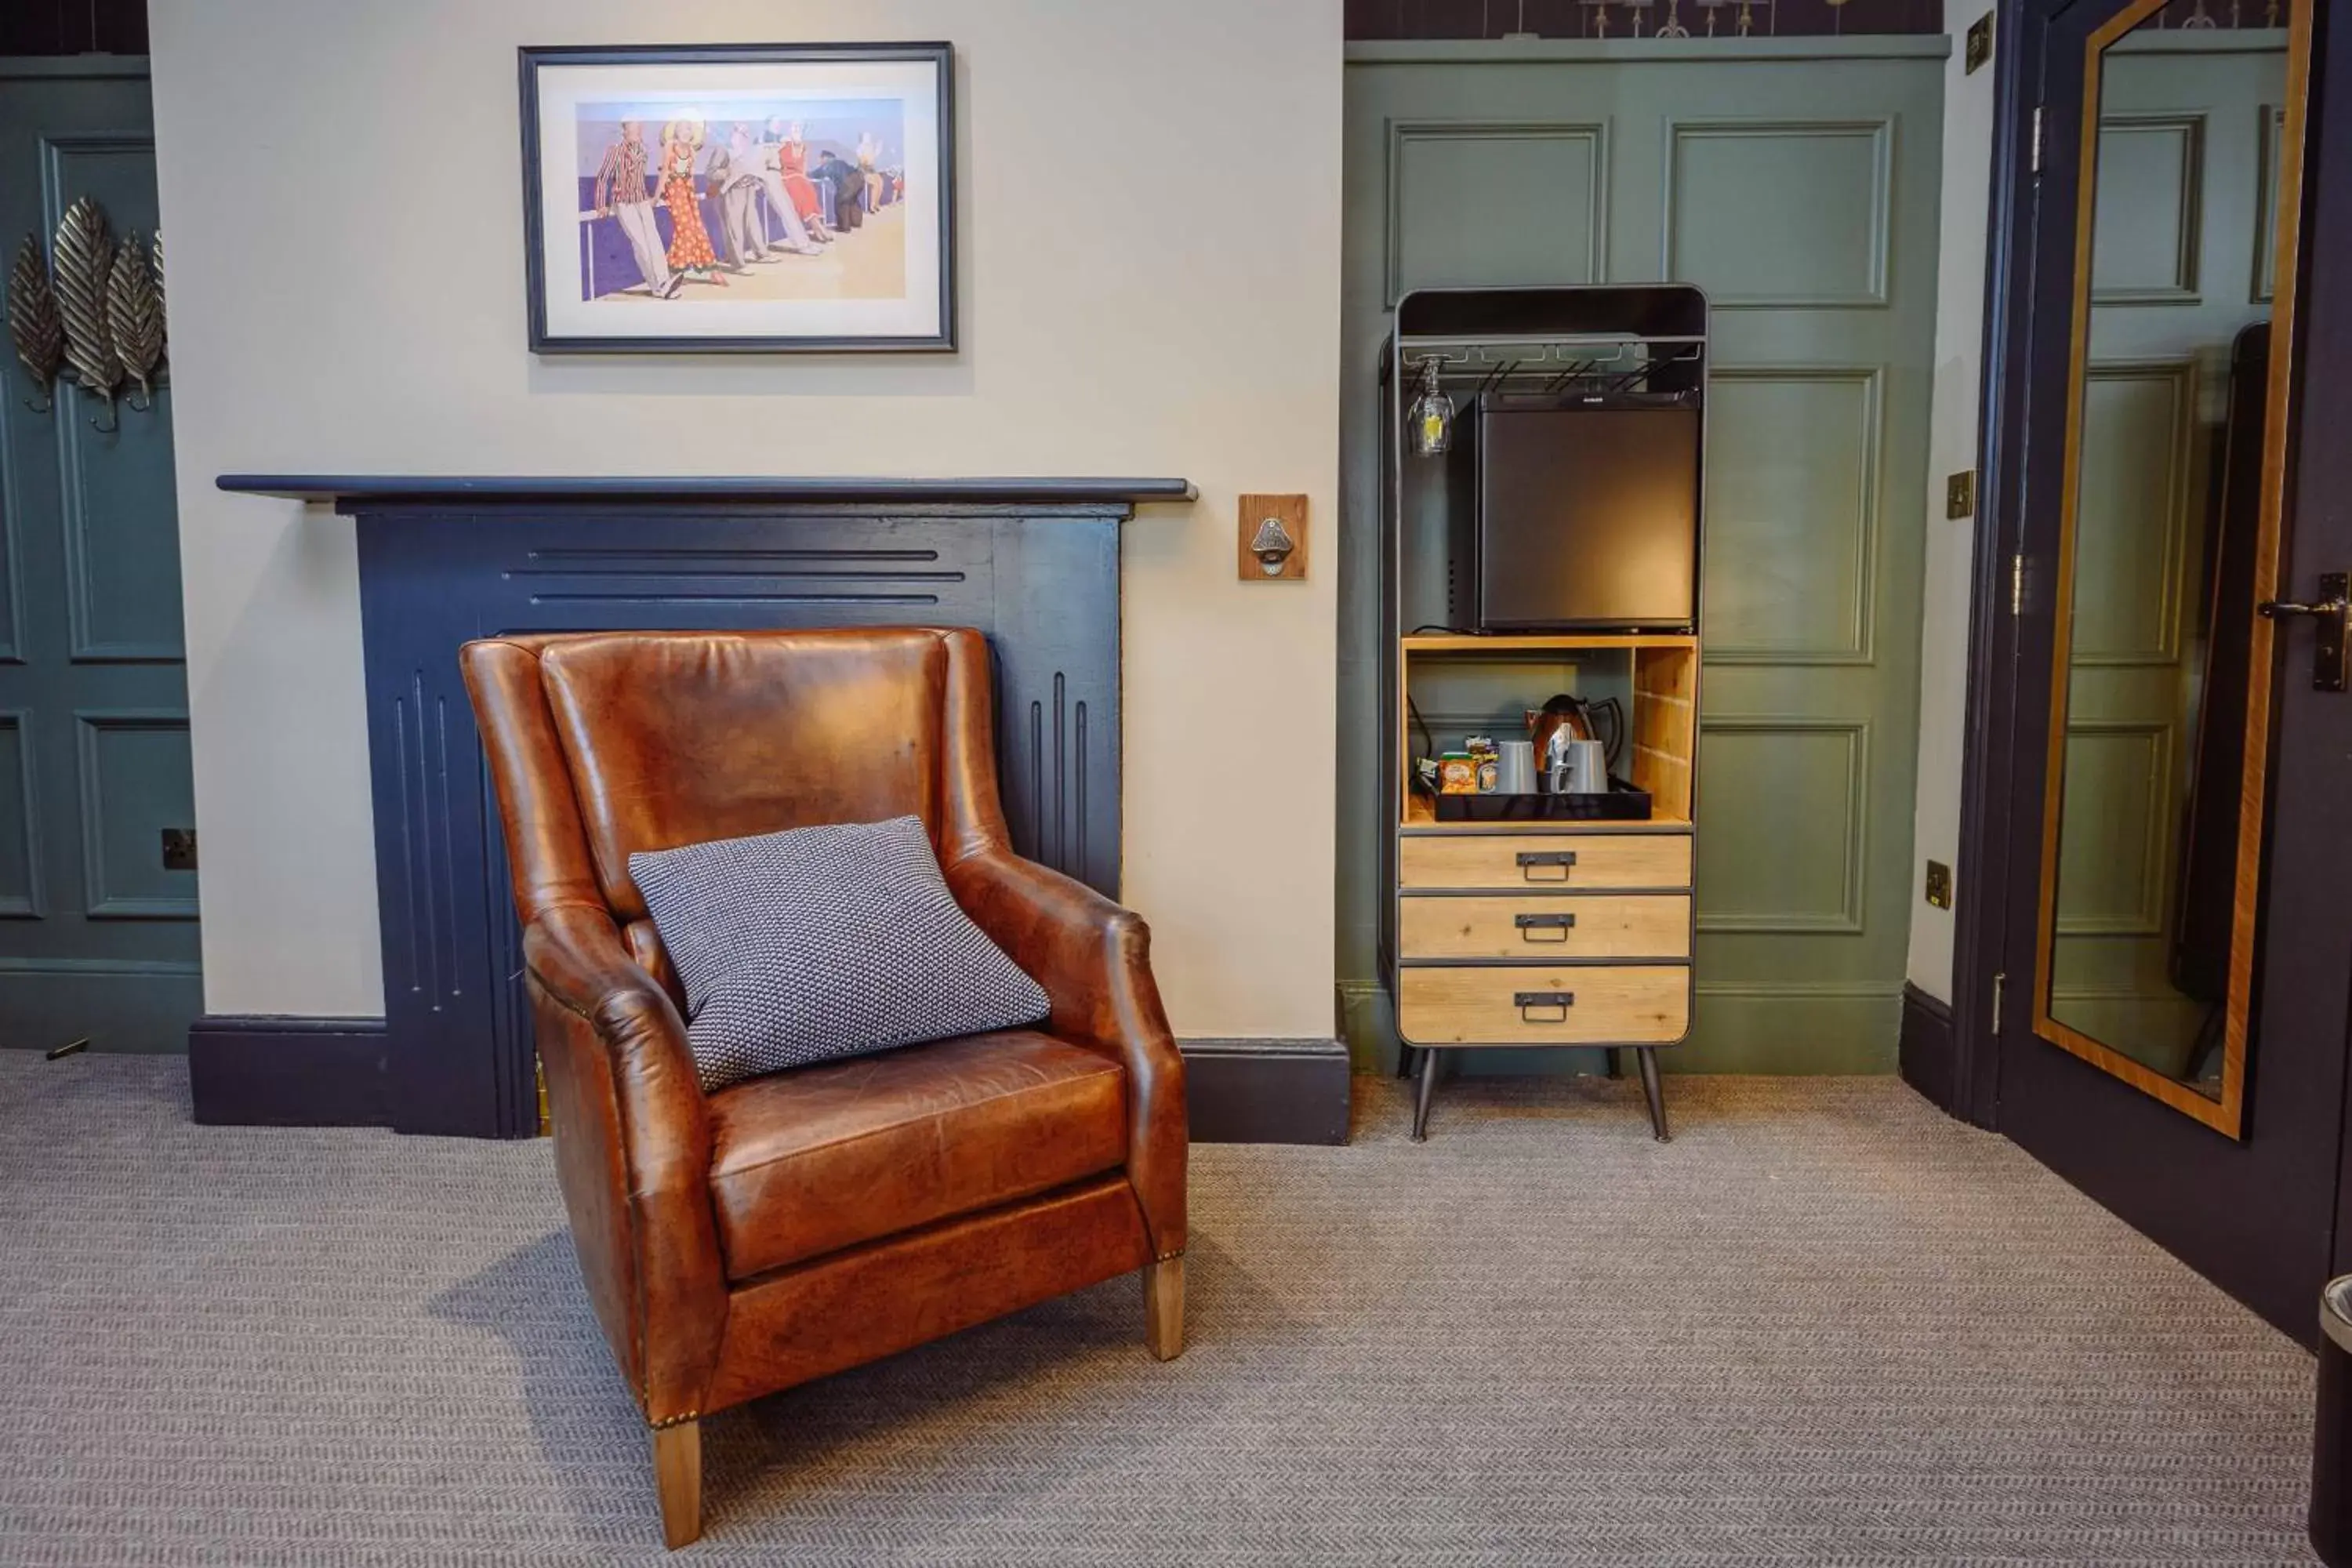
(0, 1054, 2320, 1566)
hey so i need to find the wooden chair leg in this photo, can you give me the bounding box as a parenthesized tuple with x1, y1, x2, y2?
(651, 1419, 702, 1550)
(1145, 1255, 1185, 1361)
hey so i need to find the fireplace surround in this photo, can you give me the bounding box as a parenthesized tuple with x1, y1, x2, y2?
(194, 476, 1192, 1137)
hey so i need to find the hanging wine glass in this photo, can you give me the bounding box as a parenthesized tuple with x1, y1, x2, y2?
(1408, 358, 1454, 457)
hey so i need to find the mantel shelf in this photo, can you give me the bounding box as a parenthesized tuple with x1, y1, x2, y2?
(215, 474, 1199, 512)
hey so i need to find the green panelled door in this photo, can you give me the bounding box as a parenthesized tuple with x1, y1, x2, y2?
(1340, 38, 1946, 1072)
(0, 60, 199, 1053)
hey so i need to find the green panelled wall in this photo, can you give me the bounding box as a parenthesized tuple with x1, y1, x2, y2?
(1338, 38, 1947, 1073)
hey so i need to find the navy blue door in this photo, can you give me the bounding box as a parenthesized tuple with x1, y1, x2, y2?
(0, 60, 199, 1052)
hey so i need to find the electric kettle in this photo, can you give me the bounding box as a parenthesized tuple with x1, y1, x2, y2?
(1525, 694, 1624, 790)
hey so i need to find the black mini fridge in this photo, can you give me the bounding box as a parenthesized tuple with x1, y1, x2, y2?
(1445, 393, 1701, 633)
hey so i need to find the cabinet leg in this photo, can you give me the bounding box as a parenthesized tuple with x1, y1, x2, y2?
(1605, 1047, 1624, 1080)
(651, 1419, 701, 1549)
(1636, 1047, 1671, 1142)
(1411, 1046, 1441, 1142)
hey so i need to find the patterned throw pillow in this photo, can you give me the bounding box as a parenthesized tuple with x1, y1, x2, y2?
(629, 815, 1051, 1093)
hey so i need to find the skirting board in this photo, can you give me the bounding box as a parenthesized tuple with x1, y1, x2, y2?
(1180, 1039, 1352, 1145)
(188, 1015, 1354, 1146)
(187, 1015, 391, 1128)
(1897, 982, 1956, 1116)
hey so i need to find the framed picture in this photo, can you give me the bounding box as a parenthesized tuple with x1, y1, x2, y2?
(518, 42, 955, 354)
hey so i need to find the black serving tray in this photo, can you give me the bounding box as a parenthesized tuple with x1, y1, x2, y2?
(1433, 777, 1652, 822)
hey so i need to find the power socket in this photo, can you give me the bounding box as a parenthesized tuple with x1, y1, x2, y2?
(161, 827, 198, 872)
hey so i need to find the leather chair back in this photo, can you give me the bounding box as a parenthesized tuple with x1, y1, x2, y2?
(464, 627, 1012, 926)
(539, 631, 947, 918)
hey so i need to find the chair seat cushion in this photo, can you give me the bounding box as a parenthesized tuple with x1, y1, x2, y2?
(629, 815, 1051, 1092)
(705, 1029, 1129, 1281)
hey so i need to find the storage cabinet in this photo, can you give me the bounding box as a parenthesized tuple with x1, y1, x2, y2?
(1379, 286, 1707, 1142)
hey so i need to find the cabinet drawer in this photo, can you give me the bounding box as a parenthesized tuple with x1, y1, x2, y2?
(1398, 895, 1690, 961)
(1398, 832, 1692, 891)
(1399, 965, 1690, 1046)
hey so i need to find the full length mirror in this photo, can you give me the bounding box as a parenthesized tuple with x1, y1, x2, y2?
(2035, 2, 2308, 1137)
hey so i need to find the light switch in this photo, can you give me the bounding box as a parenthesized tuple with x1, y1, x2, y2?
(1946, 470, 1977, 521)
(1925, 859, 1953, 910)
(1965, 11, 1994, 74)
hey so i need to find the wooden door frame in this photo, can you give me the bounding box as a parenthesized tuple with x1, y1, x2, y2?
(1938, 0, 2045, 1129)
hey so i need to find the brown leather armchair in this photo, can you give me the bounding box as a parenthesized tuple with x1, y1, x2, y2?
(460, 628, 1187, 1548)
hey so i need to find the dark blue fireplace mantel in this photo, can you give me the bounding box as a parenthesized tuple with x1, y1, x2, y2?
(216, 474, 1199, 508)
(198, 474, 1192, 1138)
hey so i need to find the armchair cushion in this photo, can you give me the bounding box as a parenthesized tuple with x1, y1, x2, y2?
(631, 815, 1050, 1091)
(704, 1029, 1128, 1280)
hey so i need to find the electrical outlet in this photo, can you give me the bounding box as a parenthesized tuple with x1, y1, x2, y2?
(1946, 470, 1977, 520)
(161, 828, 198, 872)
(1925, 859, 1953, 910)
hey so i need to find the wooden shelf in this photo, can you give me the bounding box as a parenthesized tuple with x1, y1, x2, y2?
(1399, 639, 1699, 827)
(1403, 795, 1691, 832)
(1403, 633, 1697, 654)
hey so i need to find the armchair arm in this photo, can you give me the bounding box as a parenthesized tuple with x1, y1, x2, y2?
(523, 903, 728, 1426)
(946, 851, 1188, 1259)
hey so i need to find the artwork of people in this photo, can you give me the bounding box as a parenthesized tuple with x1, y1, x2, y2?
(572, 101, 909, 305)
(772, 119, 829, 238)
(655, 120, 723, 285)
(522, 45, 953, 351)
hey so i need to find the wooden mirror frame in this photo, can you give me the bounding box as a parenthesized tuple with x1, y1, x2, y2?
(2031, 0, 2312, 1139)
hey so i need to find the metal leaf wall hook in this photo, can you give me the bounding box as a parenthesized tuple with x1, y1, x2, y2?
(7, 235, 64, 412)
(9, 202, 168, 430)
(53, 197, 123, 431)
(107, 234, 164, 414)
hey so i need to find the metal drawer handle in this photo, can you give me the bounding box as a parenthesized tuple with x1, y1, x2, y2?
(1515, 912, 1577, 942)
(1515, 989, 1575, 1022)
(1517, 850, 1577, 882)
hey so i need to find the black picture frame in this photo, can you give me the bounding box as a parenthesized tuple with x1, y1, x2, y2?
(517, 41, 956, 354)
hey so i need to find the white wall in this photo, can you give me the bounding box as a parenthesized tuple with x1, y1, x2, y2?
(148, 0, 1344, 1039)
(1906, 17, 1998, 1004)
